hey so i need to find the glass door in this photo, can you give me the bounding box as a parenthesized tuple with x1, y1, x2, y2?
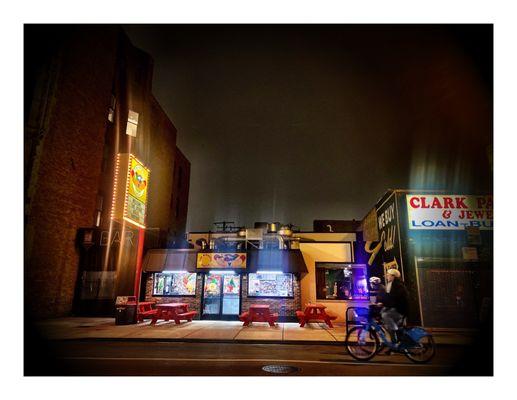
(202, 273, 241, 320)
(222, 275, 240, 316)
(202, 274, 222, 317)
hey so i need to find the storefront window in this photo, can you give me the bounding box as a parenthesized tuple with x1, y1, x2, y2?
(153, 272, 197, 296)
(248, 273, 294, 298)
(315, 263, 368, 300)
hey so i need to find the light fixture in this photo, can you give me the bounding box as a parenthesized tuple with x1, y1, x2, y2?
(256, 270, 283, 274)
(209, 270, 235, 274)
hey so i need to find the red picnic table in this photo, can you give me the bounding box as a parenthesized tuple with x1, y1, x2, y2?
(136, 301, 157, 323)
(239, 304, 278, 327)
(150, 303, 197, 325)
(296, 303, 337, 328)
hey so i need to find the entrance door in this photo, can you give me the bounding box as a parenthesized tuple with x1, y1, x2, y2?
(202, 273, 241, 320)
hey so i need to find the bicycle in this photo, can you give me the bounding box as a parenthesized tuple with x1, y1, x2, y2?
(345, 306, 436, 363)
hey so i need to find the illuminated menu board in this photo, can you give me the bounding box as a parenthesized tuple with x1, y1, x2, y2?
(248, 273, 294, 298)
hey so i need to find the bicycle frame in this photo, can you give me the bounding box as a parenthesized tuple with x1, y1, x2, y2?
(360, 320, 425, 352)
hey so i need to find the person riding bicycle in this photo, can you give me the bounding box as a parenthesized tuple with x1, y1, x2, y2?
(377, 269, 409, 343)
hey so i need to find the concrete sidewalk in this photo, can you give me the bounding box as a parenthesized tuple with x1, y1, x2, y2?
(35, 318, 477, 346)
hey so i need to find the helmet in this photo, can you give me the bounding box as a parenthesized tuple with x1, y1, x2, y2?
(369, 277, 381, 284)
(386, 269, 401, 278)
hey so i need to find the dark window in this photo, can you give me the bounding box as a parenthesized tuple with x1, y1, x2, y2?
(315, 263, 369, 301)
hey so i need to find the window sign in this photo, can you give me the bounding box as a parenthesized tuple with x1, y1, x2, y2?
(248, 273, 293, 297)
(153, 273, 197, 296)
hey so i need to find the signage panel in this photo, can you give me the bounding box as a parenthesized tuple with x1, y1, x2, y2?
(364, 192, 404, 279)
(197, 253, 247, 269)
(406, 194, 493, 230)
(111, 153, 150, 228)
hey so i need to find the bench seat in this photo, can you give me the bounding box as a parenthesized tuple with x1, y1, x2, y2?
(176, 311, 197, 319)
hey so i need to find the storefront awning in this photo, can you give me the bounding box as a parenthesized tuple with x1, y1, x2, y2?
(142, 249, 198, 272)
(246, 249, 308, 273)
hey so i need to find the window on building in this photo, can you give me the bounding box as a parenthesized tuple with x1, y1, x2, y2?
(247, 273, 294, 298)
(315, 263, 369, 301)
(153, 272, 197, 296)
(126, 110, 139, 137)
(107, 95, 116, 123)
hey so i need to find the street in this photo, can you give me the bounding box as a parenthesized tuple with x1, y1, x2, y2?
(26, 339, 488, 376)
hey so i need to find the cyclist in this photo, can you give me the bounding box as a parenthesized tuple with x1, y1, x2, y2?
(378, 269, 409, 343)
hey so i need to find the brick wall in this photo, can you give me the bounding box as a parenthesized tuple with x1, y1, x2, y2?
(25, 26, 119, 319)
(168, 147, 190, 244)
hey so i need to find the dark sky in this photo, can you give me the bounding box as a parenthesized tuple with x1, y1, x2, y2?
(124, 25, 492, 232)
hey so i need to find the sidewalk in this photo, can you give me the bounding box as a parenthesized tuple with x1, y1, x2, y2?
(35, 318, 477, 346)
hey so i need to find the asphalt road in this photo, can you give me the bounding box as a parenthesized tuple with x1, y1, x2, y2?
(25, 339, 491, 376)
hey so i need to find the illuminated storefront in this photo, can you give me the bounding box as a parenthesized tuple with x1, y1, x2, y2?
(142, 248, 307, 321)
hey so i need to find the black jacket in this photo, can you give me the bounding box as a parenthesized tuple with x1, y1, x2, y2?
(383, 279, 409, 316)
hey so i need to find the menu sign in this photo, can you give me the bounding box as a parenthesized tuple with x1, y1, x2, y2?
(197, 253, 247, 269)
(406, 195, 493, 230)
(111, 153, 150, 229)
(125, 156, 149, 227)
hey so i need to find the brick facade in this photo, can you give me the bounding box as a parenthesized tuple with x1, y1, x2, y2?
(25, 26, 119, 319)
(143, 273, 301, 321)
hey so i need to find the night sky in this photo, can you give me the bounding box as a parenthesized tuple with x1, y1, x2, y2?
(124, 25, 493, 231)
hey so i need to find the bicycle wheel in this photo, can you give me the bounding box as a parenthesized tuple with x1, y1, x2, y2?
(403, 334, 436, 363)
(346, 326, 379, 361)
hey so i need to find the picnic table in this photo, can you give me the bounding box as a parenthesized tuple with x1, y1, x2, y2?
(239, 304, 278, 327)
(296, 303, 337, 328)
(136, 301, 157, 322)
(150, 303, 197, 325)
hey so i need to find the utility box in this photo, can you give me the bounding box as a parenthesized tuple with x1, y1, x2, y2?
(114, 296, 137, 325)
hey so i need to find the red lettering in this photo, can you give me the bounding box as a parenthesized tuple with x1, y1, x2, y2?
(477, 197, 486, 209)
(465, 211, 474, 219)
(474, 211, 484, 219)
(420, 197, 430, 208)
(487, 210, 493, 219)
(409, 197, 420, 208)
(443, 197, 454, 208)
(458, 211, 465, 219)
(431, 197, 443, 208)
(455, 197, 468, 209)
(486, 197, 493, 209)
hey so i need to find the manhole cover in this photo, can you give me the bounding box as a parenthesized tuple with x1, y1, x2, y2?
(262, 365, 300, 374)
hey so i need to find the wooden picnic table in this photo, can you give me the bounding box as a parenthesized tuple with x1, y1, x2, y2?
(150, 302, 197, 325)
(239, 304, 278, 327)
(296, 303, 337, 328)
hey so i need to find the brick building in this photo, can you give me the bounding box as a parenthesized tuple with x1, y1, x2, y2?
(24, 25, 190, 319)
